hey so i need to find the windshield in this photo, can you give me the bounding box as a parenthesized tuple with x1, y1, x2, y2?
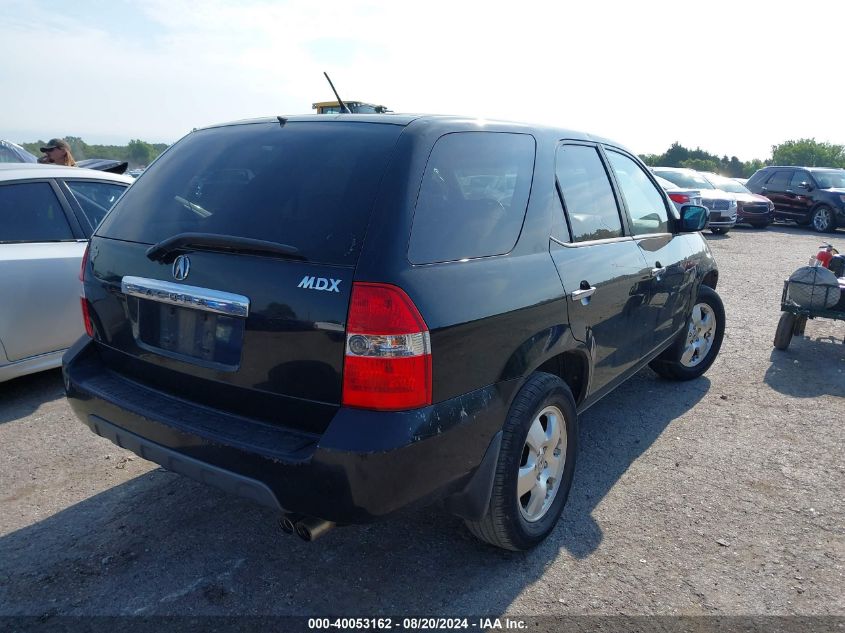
(97, 121, 404, 265)
(654, 170, 715, 190)
(813, 170, 845, 189)
(702, 174, 750, 194)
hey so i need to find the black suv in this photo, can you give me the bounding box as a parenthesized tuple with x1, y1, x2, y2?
(746, 166, 845, 232)
(64, 115, 723, 550)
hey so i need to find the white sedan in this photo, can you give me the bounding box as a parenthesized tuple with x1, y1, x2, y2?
(0, 164, 132, 382)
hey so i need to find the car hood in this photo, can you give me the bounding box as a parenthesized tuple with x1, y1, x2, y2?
(823, 188, 845, 194)
(699, 189, 735, 202)
(734, 192, 769, 203)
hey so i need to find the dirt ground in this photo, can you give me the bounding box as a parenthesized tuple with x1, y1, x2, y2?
(1, 224, 843, 620)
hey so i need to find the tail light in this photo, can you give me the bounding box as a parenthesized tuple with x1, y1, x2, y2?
(342, 282, 432, 410)
(668, 193, 690, 204)
(79, 243, 94, 338)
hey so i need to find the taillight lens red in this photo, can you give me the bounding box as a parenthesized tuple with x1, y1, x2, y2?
(668, 193, 691, 204)
(79, 243, 94, 337)
(80, 298, 94, 338)
(342, 282, 432, 410)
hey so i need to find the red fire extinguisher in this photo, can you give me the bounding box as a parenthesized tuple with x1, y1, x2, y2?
(813, 243, 839, 268)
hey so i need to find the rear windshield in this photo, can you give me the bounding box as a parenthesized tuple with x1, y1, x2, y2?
(97, 121, 404, 265)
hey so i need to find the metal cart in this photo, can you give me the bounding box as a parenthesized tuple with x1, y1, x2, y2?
(774, 279, 845, 350)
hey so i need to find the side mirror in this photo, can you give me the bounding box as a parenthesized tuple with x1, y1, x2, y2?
(679, 204, 709, 232)
(798, 181, 812, 191)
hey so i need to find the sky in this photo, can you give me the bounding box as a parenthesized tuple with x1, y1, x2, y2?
(2, 0, 843, 161)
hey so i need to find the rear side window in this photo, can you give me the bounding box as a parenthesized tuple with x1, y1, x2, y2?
(97, 121, 404, 265)
(408, 132, 535, 264)
(765, 170, 791, 191)
(0, 182, 73, 243)
(65, 180, 127, 233)
(556, 144, 622, 242)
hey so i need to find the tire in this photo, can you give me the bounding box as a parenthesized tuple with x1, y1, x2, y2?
(710, 227, 728, 235)
(774, 312, 796, 350)
(464, 372, 578, 551)
(811, 206, 836, 233)
(649, 285, 725, 380)
(794, 315, 808, 336)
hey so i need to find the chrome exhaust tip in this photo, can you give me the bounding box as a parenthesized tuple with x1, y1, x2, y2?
(279, 513, 304, 535)
(295, 516, 336, 542)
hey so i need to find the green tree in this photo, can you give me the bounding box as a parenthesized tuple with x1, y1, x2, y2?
(743, 158, 766, 178)
(18, 137, 169, 164)
(680, 158, 719, 172)
(63, 136, 89, 160)
(771, 139, 845, 168)
(127, 139, 154, 166)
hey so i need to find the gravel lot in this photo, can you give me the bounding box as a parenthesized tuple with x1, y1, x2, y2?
(1, 225, 843, 620)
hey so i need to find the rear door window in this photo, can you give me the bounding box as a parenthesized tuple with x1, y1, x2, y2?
(765, 170, 791, 191)
(64, 180, 128, 233)
(556, 144, 623, 242)
(97, 121, 405, 265)
(0, 182, 73, 242)
(408, 132, 535, 264)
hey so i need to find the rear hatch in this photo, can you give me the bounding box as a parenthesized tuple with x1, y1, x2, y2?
(87, 120, 405, 434)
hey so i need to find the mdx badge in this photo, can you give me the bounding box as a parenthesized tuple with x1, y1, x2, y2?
(298, 276, 341, 292)
(172, 255, 191, 281)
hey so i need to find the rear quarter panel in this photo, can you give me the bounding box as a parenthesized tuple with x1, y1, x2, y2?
(354, 120, 576, 403)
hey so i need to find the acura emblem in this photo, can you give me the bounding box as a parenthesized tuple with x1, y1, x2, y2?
(172, 255, 191, 281)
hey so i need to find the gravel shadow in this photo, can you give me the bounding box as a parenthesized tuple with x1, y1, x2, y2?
(0, 369, 65, 425)
(765, 338, 845, 399)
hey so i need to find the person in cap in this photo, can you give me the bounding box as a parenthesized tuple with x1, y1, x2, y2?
(39, 139, 77, 167)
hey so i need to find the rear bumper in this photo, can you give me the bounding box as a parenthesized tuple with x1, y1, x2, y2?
(63, 338, 511, 523)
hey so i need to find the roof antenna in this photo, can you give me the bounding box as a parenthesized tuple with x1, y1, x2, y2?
(323, 72, 351, 114)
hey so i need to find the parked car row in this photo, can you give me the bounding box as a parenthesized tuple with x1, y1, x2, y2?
(653, 168, 741, 234)
(653, 164, 844, 234)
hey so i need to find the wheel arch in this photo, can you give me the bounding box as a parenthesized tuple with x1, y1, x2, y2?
(497, 323, 591, 408)
(701, 269, 718, 290)
(533, 350, 590, 407)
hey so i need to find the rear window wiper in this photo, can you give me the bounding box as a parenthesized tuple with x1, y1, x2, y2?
(146, 232, 305, 262)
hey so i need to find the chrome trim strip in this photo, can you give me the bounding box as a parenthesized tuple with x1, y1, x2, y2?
(121, 276, 250, 318)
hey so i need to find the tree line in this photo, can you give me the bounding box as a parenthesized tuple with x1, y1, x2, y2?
(19, 136, 844, 176)
(640, 138, 845, 177)
(21, 137, 168, 168)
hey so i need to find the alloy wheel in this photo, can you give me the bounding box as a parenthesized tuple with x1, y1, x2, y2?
(518, 405, 566, 522)
(681, 302, 717, 368)
(813, 208, 832, 232)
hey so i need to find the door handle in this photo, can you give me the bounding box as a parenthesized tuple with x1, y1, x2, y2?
(571, 286, 596, 301)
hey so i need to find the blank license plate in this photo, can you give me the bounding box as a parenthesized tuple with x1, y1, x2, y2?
(137, 300, 244, 368)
